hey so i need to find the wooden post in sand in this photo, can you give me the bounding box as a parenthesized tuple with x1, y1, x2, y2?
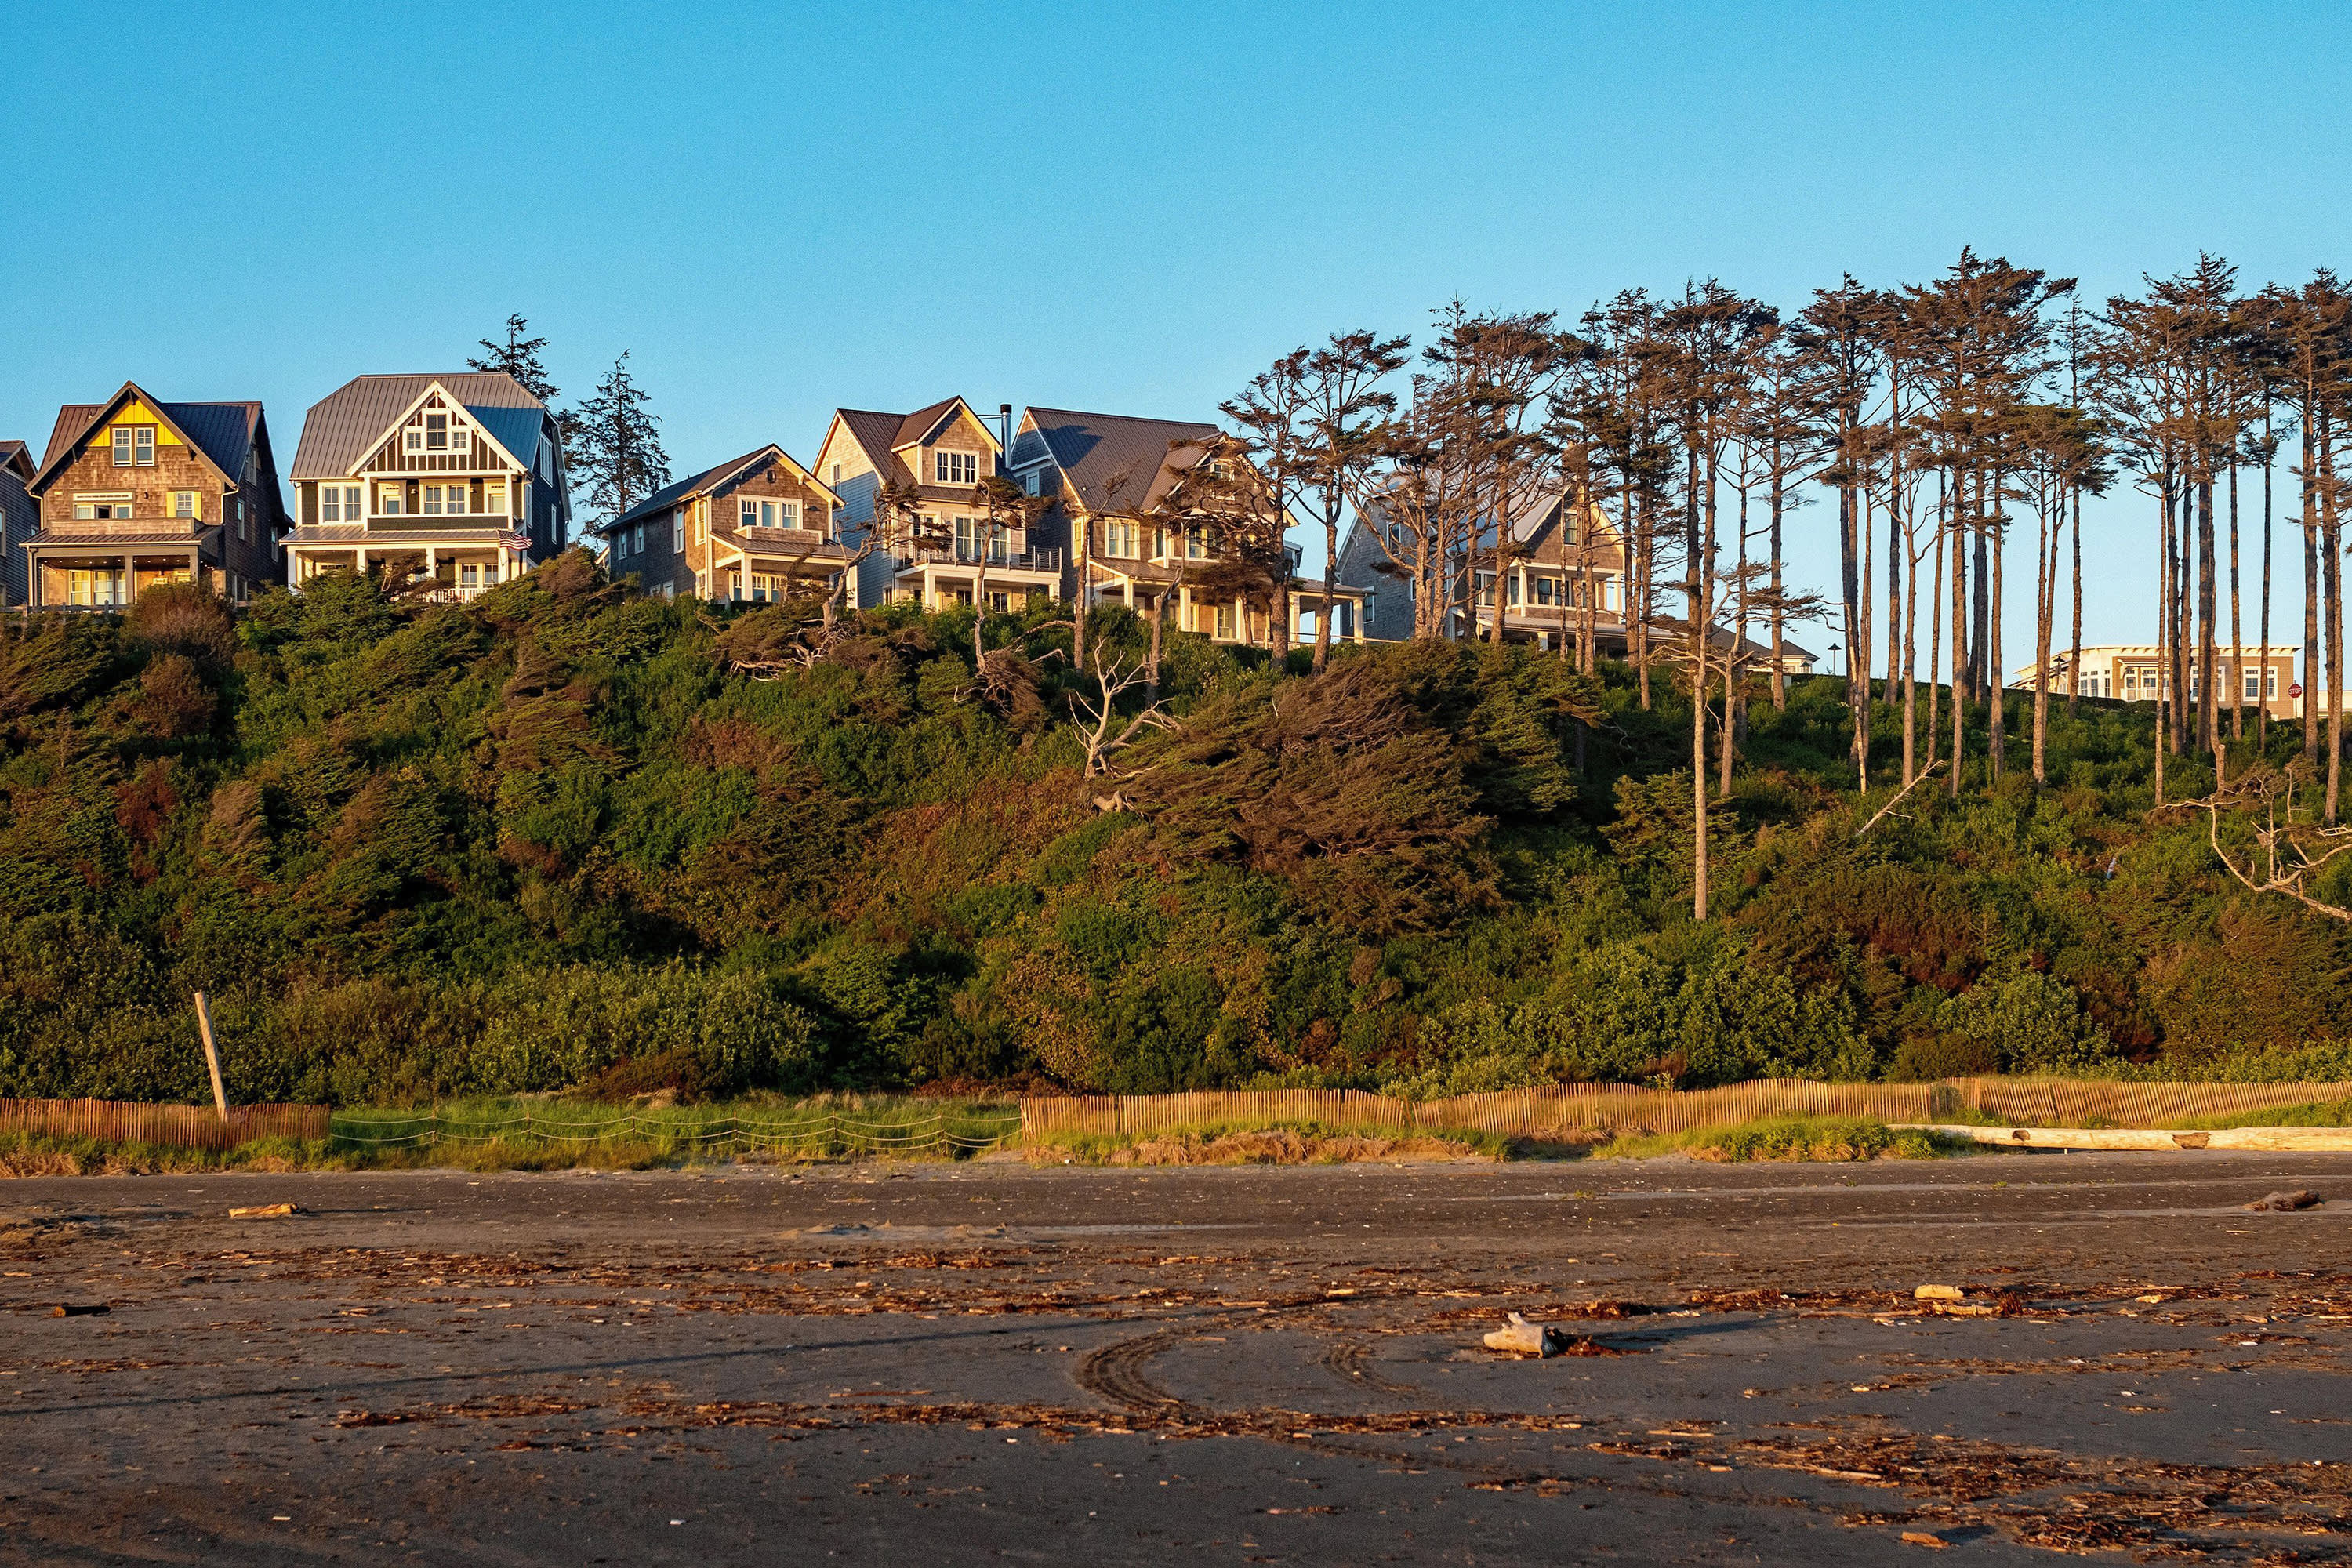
(193, 992, 228, 1123)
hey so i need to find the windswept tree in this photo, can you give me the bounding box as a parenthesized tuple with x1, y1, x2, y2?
(964, 472, 1051, 662)
(1572, 291, 1680, 706)
(1296, 331, 1407, 670)
(571, 352, 670, 532)
(1656, 279, 1775, 909)
(1219, 349, 1314, 659)
(1421, 303, 1575, 642)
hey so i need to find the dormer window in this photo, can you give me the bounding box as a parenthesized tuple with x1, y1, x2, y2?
(111, 426, 156, 467)
(934, 450, 978, 486)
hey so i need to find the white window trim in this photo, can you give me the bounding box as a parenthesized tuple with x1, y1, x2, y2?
(932, 448, 979, 486)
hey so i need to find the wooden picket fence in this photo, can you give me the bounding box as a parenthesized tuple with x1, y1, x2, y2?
(0, 1098, 329, 1151)
(1019, 1077, 2352, 1141)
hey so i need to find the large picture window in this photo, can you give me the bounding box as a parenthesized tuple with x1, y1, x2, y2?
(934, 450, 978, 485)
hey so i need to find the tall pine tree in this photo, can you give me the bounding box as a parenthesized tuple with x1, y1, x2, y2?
(572, 352, 671, 532)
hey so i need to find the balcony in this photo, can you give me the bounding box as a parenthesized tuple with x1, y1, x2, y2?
(894, 545, 1062, 574)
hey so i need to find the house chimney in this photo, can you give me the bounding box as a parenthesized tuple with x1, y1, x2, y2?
(999, 403, 1012, 470)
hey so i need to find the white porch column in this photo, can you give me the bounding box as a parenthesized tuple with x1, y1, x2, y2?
(1178, 584, 1191, 633)
(426, 546, 437, 593)
(1122, 577, 1134, 608)
(356, 546, 368, 579)
(1354, 598, 1366, 644)
(1232, 593, 1245, 644)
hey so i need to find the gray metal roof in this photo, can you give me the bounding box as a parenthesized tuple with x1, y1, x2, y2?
(289, 372, 547, 479)
(1018, 408, 1217, 514)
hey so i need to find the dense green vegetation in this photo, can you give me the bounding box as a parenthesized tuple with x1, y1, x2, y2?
(1, 554, 2346, 1108)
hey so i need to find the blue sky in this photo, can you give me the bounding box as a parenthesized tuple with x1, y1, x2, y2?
(4, 1, 2344, 670)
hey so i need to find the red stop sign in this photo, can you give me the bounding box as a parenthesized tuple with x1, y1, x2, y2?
(2291, 683, 2304, 698)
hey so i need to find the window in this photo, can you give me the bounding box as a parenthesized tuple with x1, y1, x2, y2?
(632, 523, 646, 555)
(1534, 575, 1557, 607)
(67, 567, 125, 606)
(423, 485, 447, 514)
(424, 413, 448, 451)
(1475, 571, 1497, 608)
(934, 449, 978, 485)
(1506, 574, 1521, 606)
(955, 515, 976, 561)
(672, 512, 684, 550)
(986, 590, 1010, 613)
(111, 426, 156, 467)
(2245, 669, 2262, 702)
(72, 493, 133, 521)
(483, 481, 507, 516)
(1104, 518, 1137, 557)
(1023, 470, 1040, 497)
(2267, 668, 2279, 698)
(739, 498, 804, 530)
(459, 562, 482, 590)
(830, 463, 842, 485)
(751, 573, 782, 603)
(1214, 603, 1236, 640)
(379, 484, 405, 516)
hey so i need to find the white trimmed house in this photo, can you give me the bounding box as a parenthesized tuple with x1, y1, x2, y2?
(813, 397, 1064, 612)
(283, 372, 571, 597)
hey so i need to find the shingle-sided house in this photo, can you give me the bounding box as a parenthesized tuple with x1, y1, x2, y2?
(812, 397, 1063, 612)
(597, 444, 847, 604)
(0, 441, 34, 608)
(1337, 486, 1635, 648)
(20, 383, 286, 609)
(1006, 406, 1366, 647)
(283, 372, 570, 597)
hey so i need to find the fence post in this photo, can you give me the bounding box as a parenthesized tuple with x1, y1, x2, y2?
(193, 992, 228, 1123)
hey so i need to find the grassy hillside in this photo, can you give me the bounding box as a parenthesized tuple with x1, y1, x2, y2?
(1, 552, 2345, 1107)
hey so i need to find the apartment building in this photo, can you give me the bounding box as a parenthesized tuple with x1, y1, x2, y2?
(20, 383, 286, 608)
(284, 372, 569, 597)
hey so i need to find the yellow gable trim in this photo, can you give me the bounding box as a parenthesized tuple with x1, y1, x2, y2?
(111, 401, 183, 444)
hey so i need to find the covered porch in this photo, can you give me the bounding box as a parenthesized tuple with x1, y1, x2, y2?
(24, 538, 207, 609)
(712, 538, 850, 606)
(286, 529, 528, 601)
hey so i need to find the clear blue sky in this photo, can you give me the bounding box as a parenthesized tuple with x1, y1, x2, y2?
(4, 1, 2343, 671)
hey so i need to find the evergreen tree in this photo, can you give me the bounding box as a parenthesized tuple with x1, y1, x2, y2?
(571, 352, 670, 529)
(468, 314, 583, 468)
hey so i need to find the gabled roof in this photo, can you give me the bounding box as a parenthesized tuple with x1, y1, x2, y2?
(30, 383, 263, 495)
(0, 441, 30, 481)
(598, 444, 843, 535)
(1013, 408, 1218, 514)
(289, 372, 549, 479)
(829, 397, 1002, 491)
